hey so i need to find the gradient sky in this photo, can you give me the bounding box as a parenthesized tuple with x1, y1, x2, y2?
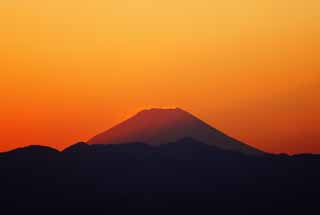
(1, 0, 319, 153)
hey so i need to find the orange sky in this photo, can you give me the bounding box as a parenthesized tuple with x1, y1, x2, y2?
(1, 0, 319, 154)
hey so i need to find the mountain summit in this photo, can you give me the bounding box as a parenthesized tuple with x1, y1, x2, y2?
(88, 108, 263, 155)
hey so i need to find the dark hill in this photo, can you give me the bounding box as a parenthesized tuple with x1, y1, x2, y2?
(0, 139, 319, 214)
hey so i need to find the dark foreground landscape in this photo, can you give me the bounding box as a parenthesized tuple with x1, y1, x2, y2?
(1, 138, 319, 215)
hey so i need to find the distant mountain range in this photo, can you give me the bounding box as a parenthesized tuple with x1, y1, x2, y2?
(89, 108, 263, 155)
(1, 108, 319, 214)
(1, 138, 320, 214)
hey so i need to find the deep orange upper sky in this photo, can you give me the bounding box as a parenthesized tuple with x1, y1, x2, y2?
(1, 0, 319, 153)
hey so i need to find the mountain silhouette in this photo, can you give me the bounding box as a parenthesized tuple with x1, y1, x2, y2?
(1, 145, 59, 160)
(89, 108, 263, 155)
(1, 109, 319, 214)
(1, 138, 319, 214)
(62, 142, 90, 154)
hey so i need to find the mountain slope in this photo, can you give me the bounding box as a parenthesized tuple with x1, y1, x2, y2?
(88, 108, 264, 155)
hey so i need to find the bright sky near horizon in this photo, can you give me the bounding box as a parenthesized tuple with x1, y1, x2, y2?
(1, 0, 319, 153)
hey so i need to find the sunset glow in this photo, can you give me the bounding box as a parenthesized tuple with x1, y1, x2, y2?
(1, 0, 319, 153)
